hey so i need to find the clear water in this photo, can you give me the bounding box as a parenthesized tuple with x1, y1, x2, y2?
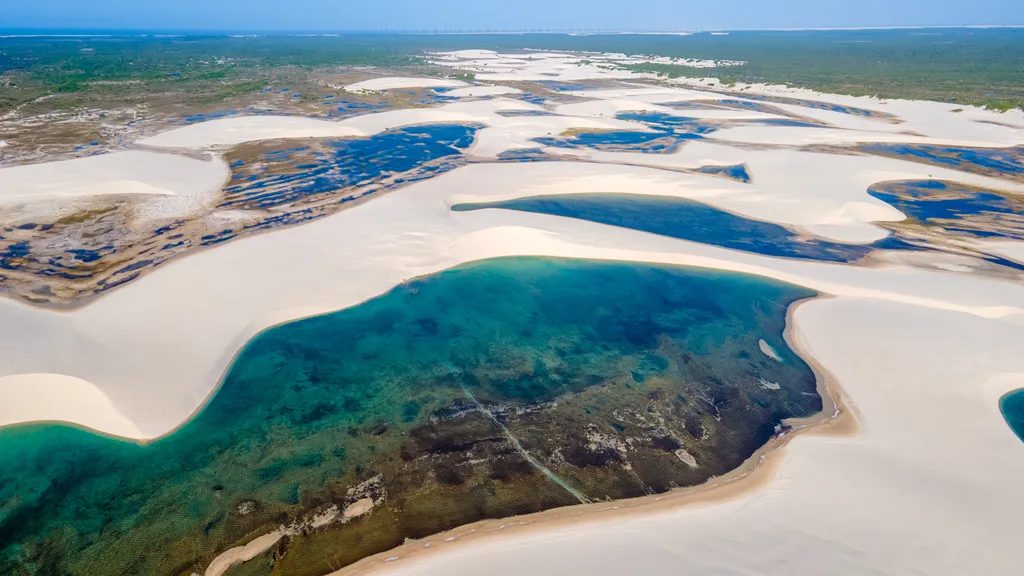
(452, 193, 873, 262)
(697, 163, 752, 182)
(0, 257, 819, 576)
(868, 180, 1018, 223)
(1001, 389, 1024, 444)
(221, 124, 479, 210)
(860, 144, 1024, 177)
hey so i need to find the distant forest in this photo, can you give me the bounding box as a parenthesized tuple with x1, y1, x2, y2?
(1, 28, 1021, 112)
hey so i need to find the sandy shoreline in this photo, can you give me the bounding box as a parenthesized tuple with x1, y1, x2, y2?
(321, 295, 858, 576)
(192, 290, 857, 576)
(2, 51, 1024, 576)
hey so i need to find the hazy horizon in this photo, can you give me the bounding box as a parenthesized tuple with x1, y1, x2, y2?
(4, 0, 1022, 33)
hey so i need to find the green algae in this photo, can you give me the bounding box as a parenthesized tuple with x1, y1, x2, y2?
(0, 257, 820, 576)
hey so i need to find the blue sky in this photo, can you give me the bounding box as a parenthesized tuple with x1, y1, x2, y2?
(4, 0, 1022, 31)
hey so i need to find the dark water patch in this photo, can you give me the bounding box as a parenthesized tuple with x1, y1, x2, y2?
(518, 93, 547, 105)
(112, 259, 154, 276)
(697, 163, 751, 183)
(327, 100, 392, 118)
(617, 111, 720, 136)
(496, 148, 557, 162)
(529, 111, 721, 153)
(411, 94, 457, 106)
(1000, 389, 1024, 444)
(179, 110, 239, 124)
(0, 257, 819, 576)
(868, 180, 1024, 241)
(220, 124, 479, 210)
(737, 93, 901, 121)
(869, 180, 1015, 221)
(453, 194, 872, 262)
(859, 144, 1024, 179)
(67, 247, 114, 263)
(533, 129, 682, 154)
(708, 98, 784, 114)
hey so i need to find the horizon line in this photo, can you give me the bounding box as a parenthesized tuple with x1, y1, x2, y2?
(1, 24, 1023, 38)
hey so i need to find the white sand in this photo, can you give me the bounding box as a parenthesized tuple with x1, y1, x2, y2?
(364, 297, 1024, 576)
(2, 161, 1023, 438)
(2, 161, 1022, 576)
(977, 239, 1024, 267)
(204, 528, 287, 576)
(666, 78, 1024, 148)
(139, 99, 540, 150)
(548, 84, 1024, 149)
(140, 116, 365, 149)
(553, 98, 783, 120)
(533, 141, 1023, 243)
(0, 150, 229, 222)
(4, 50, 1024, 576)
(708, 124, 1024, 148)
(428, 51, 740, 83)
(0, 373, 144, 439)
(444, 85, 523, 98)
(344, 77, 468, 92)
(138, 98, 656, 160)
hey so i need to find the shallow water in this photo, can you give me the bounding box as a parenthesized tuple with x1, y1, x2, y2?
(697, 163, 752, 182)
(869, 180, 1017, 221)
(221, 124, 479, 210)
(1000, 389, 1024, 443)
(452, 188, 1024, 273)
(529, 111, 717, 154)
(860, 144, 1024, 178)
(738, 94, 901, 121)
(532, 129, 684, 153)
(0, 257, 819, 576)
(868, 180, 1024, 242)
(452, 193, 873, 262)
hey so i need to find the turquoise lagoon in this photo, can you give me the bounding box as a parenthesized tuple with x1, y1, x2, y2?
(1001, 389, 1024, 444)
(0, 258, 821, 575)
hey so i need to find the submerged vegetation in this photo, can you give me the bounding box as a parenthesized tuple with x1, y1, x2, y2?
(0, 257, 820, 576)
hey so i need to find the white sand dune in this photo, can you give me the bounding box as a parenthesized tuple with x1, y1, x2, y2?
(0, 150, 229, 221)
(0, 373, 144, 439)
(139, 99, 540, 150)
(708, 124, 1024, 148)
(138, 98, 653, 159)
(429, 50, 738, 83)
(2, 160, 1023, 439)
(979, 239, 1024, 265)
(467, 116, 651, 158)
(343, 77, 468, 92)
(549, 85, 1024, 148)
(3, 52, 1024, 576)
(553, 98, 783, 120)
(537, 141, 1024, 243)
(140, 116, 365, 149)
